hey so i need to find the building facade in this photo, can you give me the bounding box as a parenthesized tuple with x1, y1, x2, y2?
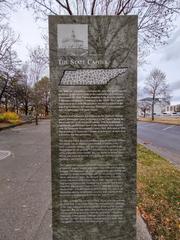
(164, 104, 180, 114)
(138, 97, 170, 116)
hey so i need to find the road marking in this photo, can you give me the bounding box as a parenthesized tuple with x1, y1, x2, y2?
(11, 128, 25, 131)
(0, 150, 11, 160)
(139, 124, 155, 127)
(162, 125, 175, 131)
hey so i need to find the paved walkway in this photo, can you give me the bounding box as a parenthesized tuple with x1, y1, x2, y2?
(0, 150, 11, 161)
(0, 120, 52, 240)
(0, 120, 151, 239)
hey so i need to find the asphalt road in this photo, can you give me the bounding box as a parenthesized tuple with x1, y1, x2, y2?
(0, 120, 150, 240)
(138, 121, 180, 166)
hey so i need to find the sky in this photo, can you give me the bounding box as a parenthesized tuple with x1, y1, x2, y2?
(9, 8, 180, 105)
(138, 15, 180, 105)
(10, 8, 47, 61)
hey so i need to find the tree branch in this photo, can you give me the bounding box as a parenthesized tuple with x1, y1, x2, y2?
(91, 0, 97, 15)
(145, 0, 180, 13)
(55, 0, 73, 15)
(35, 0, 58, 15)
(116, 0, 131, 15)
(65, 0, 73, 15)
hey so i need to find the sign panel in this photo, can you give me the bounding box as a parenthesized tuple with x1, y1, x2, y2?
(49, 16, 137, 240)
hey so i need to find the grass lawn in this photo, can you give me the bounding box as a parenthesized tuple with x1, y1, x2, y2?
(138, 117, 180, 125)
(137, 145, 180, 240)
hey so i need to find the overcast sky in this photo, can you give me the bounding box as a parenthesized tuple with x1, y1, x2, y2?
(10, 8, 180, 105)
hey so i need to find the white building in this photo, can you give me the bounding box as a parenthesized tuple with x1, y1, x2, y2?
(164, 104, 180, 114)
(138, 97, 170, 116)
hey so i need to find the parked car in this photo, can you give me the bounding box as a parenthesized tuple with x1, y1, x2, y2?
(162, 112, 171, 116)
(171, 112, 180, 116)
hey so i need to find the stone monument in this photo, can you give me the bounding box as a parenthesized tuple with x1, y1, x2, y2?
(49, 16, 137, 240)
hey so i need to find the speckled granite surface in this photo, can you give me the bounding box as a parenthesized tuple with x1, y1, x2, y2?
(49, 16, 137, 240)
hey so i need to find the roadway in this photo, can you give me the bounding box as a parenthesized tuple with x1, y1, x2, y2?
(138, 121, 180, 166)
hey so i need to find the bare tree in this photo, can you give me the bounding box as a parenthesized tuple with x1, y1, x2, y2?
(0, 60, 20, 105)
(138, 100, 151, 118)
(23, 0, 180, 57)
(0, 23, 20, 104)
(144, 68, 170, 120)
(0, 24, 19, 70)
(1, 65, 33, 115)
(0, 0, 19, 20)
(28, 45, 48, 124)
(33, 76, 50, 116)
(28, 45, 48, 84)
(1, 69, 22, 112)
(7, 71, 22, 114)
(18, 64, 33, 116)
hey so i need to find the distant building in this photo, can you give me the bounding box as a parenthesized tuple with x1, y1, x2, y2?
(164, 104, 180, 114)
(138, 97, 170, 116)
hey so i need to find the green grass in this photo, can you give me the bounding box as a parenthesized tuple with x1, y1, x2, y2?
(137, 145, 180, 240)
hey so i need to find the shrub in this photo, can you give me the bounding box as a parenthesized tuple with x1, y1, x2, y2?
(3, 112, 20, 121)
(0, 112, 20, 124)
(0, 114, 5, 122)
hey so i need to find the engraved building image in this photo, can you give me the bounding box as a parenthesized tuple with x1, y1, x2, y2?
(57, 24, 88, 56)
(61, 30, 83, 49)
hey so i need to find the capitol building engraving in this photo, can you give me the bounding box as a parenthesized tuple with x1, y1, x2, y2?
(57, 24, 88, 56)
(61, 30, 84, 49)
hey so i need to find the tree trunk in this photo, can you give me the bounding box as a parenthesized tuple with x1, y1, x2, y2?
(5, 97, 8, 112)
(12, 104, 15, 112)
(35, 113, 38, 125)
(152, 97, 155, 121)
(45, 104, 48, 116)
(35, 105, 38, 125)
(25, 101, 28, 115)
(15, 98, 18, 114)
(0, 78, 8, 103)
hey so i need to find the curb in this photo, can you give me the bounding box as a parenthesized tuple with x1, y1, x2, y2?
(137, 210, 152, 240)
(0, 121, 32, 131)
(138, 119, 180, 126)
(138, 139, 180, 167)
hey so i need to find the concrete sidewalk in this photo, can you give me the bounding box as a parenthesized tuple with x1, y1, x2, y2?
(0, 120, 151, 240)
